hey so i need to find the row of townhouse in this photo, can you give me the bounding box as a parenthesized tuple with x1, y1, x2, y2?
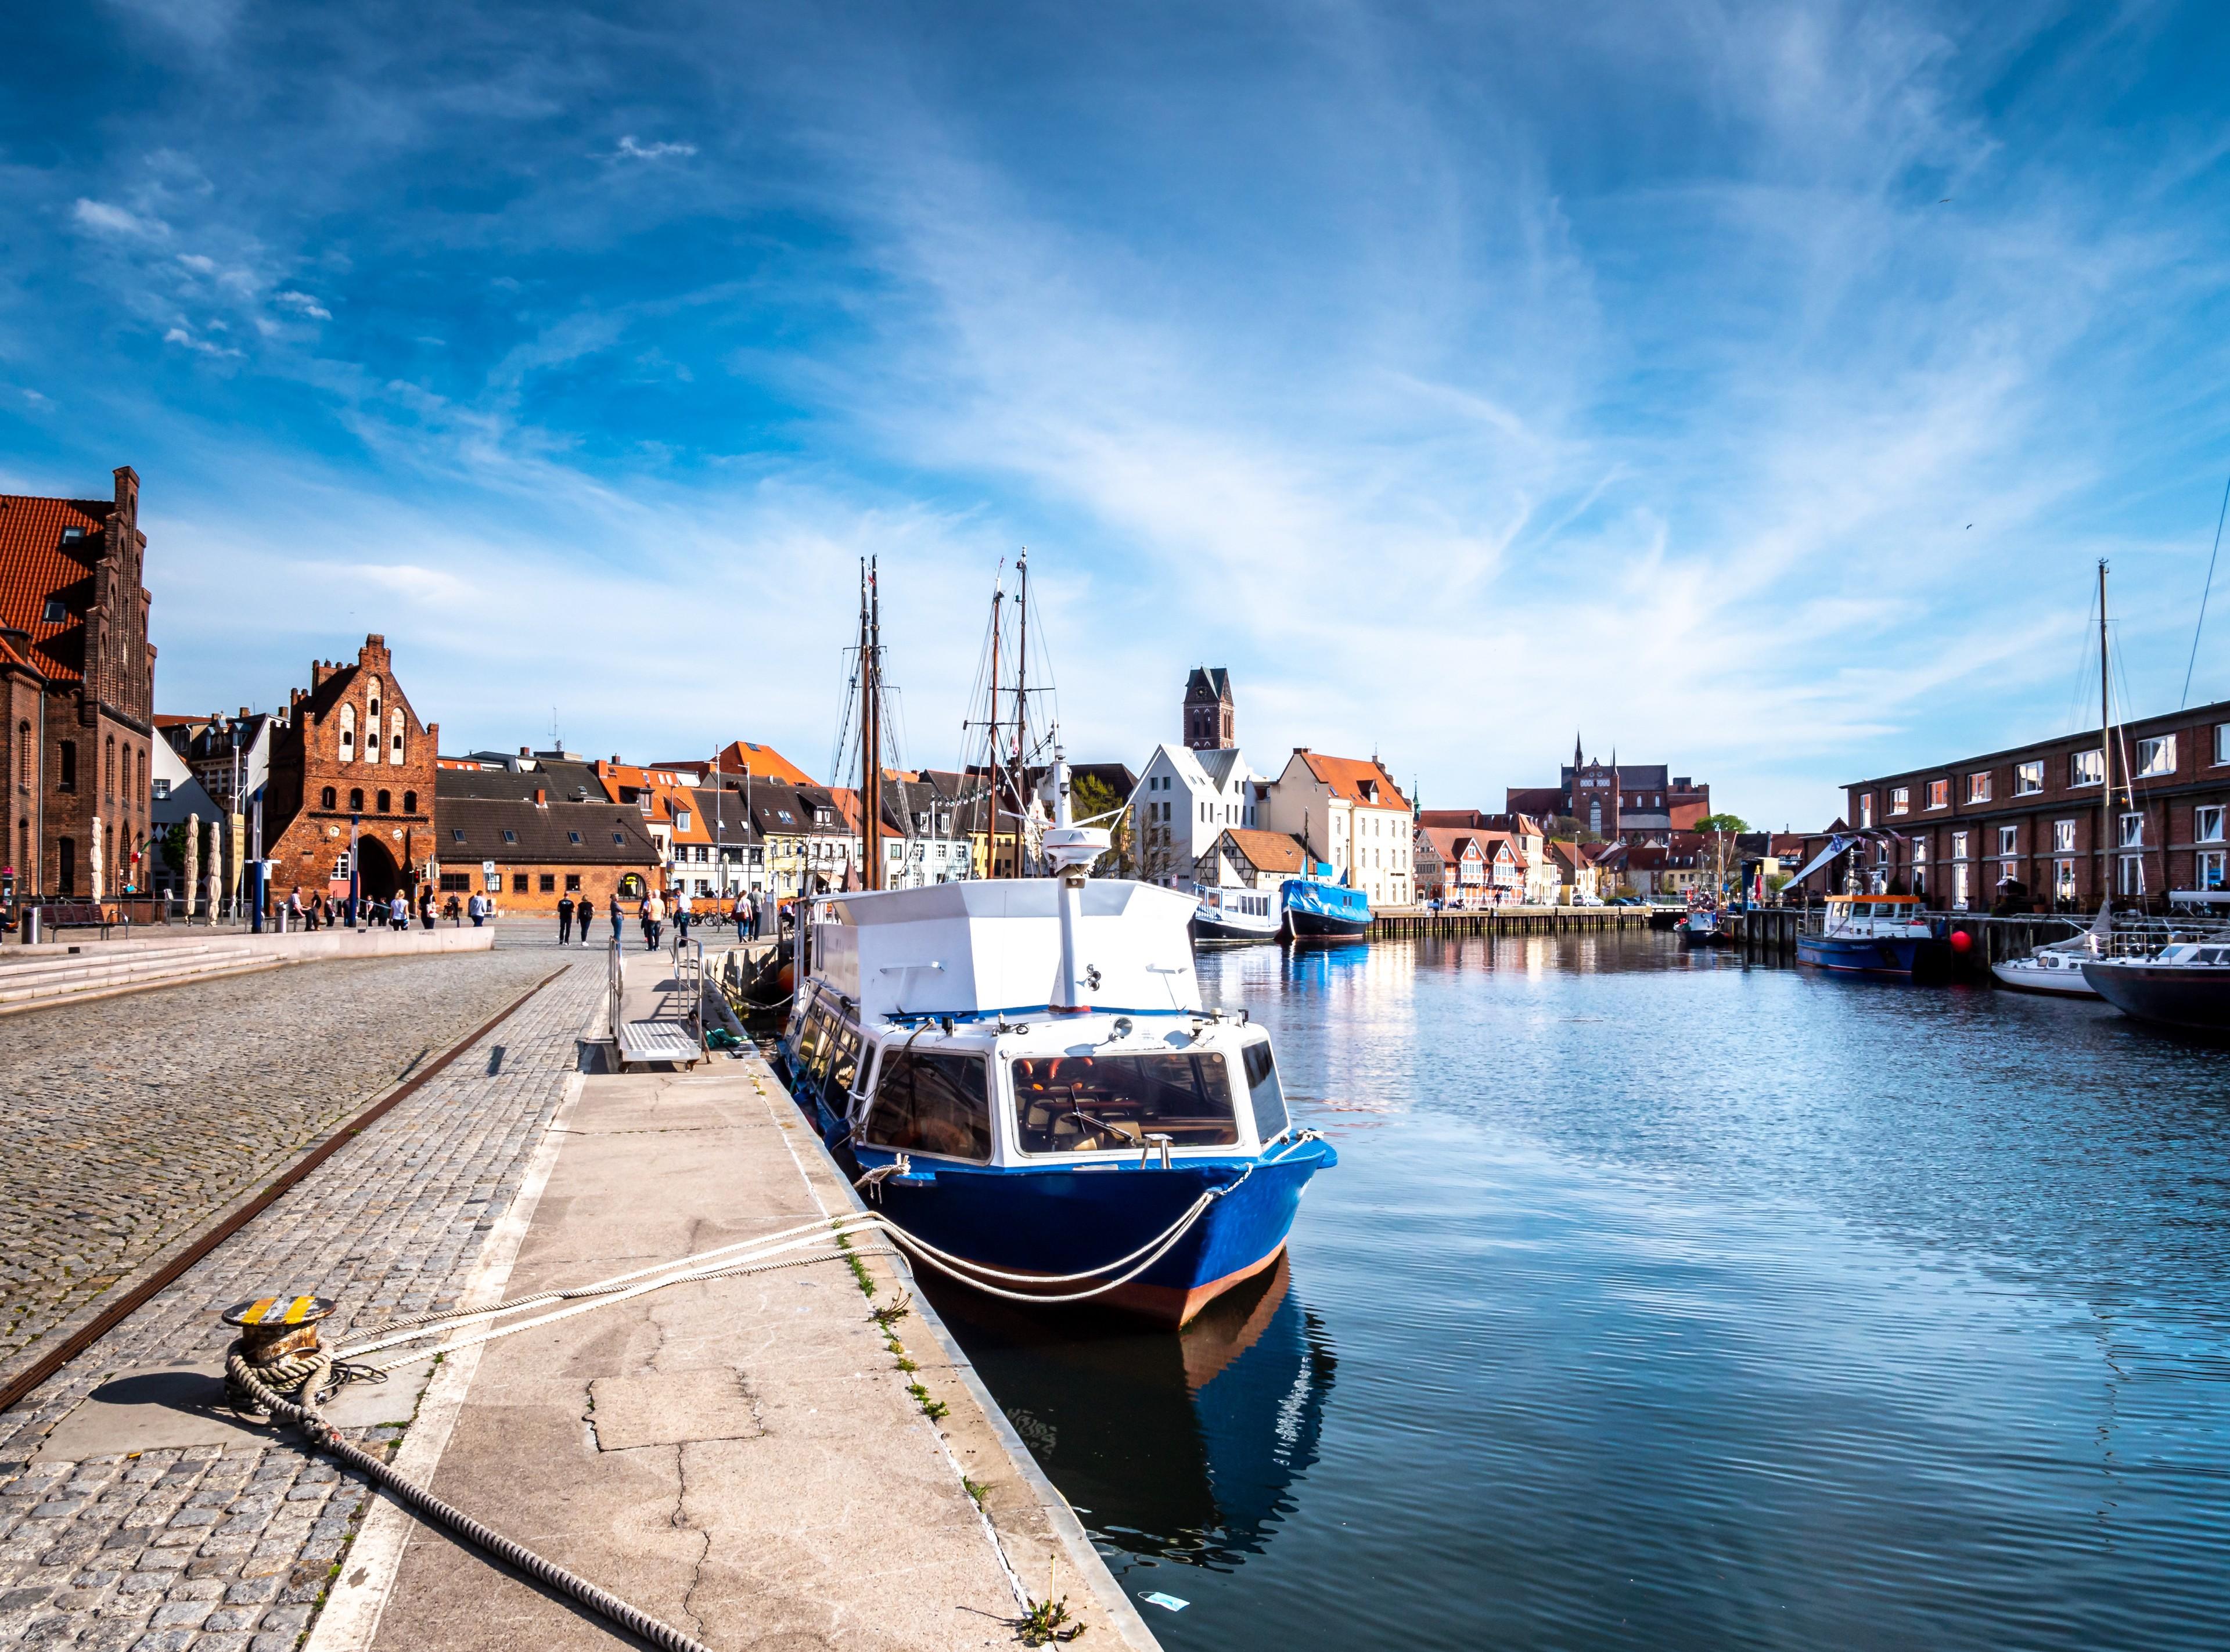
(1412, 810, 1615, 906)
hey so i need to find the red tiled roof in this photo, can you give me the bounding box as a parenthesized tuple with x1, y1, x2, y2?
(1218, 827, 1308, 874)
(1294, 751, 1411, 811)
(709, 739, 818, 787)
(0, 494, 112, 685)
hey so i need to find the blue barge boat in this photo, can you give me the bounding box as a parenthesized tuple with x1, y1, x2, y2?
(778, 758, 1336, 1326)
(1281, 875, 1372, 940)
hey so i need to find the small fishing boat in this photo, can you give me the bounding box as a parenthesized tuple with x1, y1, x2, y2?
(1795, 894, 1936, 976)
(1281, 876, 1371, 940)
(1675, 909, 1720, 948)
(1190, 882, 1285, 944)
(2083, 942, 2230, 1032)
(779, 756, 1337, 1326)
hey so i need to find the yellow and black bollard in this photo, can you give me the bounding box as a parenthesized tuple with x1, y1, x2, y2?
(220, 1295, 339, 1419)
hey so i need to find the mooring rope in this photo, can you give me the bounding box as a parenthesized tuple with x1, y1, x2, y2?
(222, 1352, 717, 1652)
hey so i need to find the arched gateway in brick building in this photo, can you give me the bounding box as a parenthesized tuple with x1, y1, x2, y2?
(262, 635, 438, 904)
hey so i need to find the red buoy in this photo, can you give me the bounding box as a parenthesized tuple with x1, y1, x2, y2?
(1948, 928, 1972, 954)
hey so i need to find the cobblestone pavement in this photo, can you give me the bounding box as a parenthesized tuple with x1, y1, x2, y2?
(0, 936, 606, 1650)
(0, 940, 573, 1383)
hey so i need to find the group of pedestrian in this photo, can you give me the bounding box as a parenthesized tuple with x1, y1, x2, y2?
(550, 885, 779, 950)
(553, 893, 603, 948)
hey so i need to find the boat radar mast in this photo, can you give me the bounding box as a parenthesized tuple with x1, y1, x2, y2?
(1041, 747, 1113, 1012)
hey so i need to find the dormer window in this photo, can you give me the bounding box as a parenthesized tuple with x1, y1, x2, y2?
(675, 811, 691, 833)
(60, 527, 84, 542)
(41, 598, 65, 623)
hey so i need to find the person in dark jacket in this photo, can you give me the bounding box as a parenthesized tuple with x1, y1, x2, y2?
(556, 893, 574, 945)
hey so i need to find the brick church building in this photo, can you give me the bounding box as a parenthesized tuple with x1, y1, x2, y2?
(0, 467, 158, 899)
(262, 635, 439, 904)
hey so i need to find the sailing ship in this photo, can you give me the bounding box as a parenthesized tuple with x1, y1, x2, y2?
(1990, 901, 2106, 998)
(776, 559, 1337, 1325)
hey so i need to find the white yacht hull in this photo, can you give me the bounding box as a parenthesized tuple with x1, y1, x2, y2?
(1990, 956, 2100, 998)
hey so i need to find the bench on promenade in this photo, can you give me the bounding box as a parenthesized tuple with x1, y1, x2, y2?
(18, 902, 117, 942)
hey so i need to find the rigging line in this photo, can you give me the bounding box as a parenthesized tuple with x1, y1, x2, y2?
(2182, 469, 2230, 709)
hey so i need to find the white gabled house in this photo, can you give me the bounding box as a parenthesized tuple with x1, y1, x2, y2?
(1131, 742, 1260, 889)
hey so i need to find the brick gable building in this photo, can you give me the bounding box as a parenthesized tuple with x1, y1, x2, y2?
(0, 467, 157, 900)
(262, 635, 438, 904)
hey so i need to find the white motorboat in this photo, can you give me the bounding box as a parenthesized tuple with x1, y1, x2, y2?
(1991, 902, 2106, 999)
(1190, 882, 1285, 943)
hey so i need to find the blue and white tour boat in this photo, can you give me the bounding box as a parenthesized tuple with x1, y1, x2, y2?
(1281, 872, 1372, 940)
(1190, 882, 1285, 943)
(778, 756, 1337, 1326)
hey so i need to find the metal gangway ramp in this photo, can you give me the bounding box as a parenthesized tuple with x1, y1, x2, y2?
(608, 932, 708, 1070)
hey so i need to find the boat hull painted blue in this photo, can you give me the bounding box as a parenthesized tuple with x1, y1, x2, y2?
(848, 1139, 1337, 1325)
(1281, 878, 1371, 940)
(1796, 933, 1926, 976)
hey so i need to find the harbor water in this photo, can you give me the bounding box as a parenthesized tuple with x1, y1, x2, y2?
(926, 933, 2230, 1650)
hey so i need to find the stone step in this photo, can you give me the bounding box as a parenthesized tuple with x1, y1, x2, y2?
(0, 952, 284, 1012)
(0, 943, 231, 987)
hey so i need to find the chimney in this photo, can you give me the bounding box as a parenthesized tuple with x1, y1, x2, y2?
(238, 706, 249, 719)
(534, 788, 546, 806)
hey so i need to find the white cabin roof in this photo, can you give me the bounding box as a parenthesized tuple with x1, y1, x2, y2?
(810, 878, 1202, 1024)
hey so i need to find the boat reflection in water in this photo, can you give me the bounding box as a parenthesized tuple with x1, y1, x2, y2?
(927, 1252, 1335, 1570)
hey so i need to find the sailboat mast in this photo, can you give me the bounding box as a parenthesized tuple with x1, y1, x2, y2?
(2099, 559, 2113, 908)
(1014, 548, 1028, 876)
(862, 557, 882, 892)
(987, 579, 1003, 880)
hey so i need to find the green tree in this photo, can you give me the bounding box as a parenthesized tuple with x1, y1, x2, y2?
(1696, 812, 1750, 834)
(1068, 775, 1135, 877)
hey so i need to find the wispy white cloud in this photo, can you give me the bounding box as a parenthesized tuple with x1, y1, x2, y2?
(73, 198, 169, 239)
(612, 135, 697, 161)
(274, 290, 333, 319)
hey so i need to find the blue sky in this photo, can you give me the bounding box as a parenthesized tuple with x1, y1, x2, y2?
(5, 1, 2229, 826)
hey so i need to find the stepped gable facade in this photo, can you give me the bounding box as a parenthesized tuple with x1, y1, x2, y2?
(262, 635, 438, 904)
(0, 467, 157, 898)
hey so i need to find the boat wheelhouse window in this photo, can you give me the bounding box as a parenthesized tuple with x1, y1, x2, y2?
(2199, 948, 2228, 966)
(1241, 1036, 1289, 1141)
(823, 1023, 862, 1111)
(1010, 1052, 1239, 1153)
(861, 1050, 991, 1161)
(795, 998, 839, 1084)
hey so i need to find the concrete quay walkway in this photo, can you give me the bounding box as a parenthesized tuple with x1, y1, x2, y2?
(0, 930, 1152, 1651)
(332, 1053, 1154, 1652)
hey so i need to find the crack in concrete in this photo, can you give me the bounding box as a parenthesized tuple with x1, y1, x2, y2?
(672, 1439, 712, 1640)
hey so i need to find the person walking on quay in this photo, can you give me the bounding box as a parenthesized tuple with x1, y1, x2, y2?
(576, 892, 594, 948)
(419, 886, 436, 930)
(608, 891, 624, 945)
(674, 886, 692, 943)
(642, 890, 665, 951)
(390, 890, 409, 929)
(731, 892, 747, 942)
(468, 890, 487, 928)
(557, 892, 574, 945)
